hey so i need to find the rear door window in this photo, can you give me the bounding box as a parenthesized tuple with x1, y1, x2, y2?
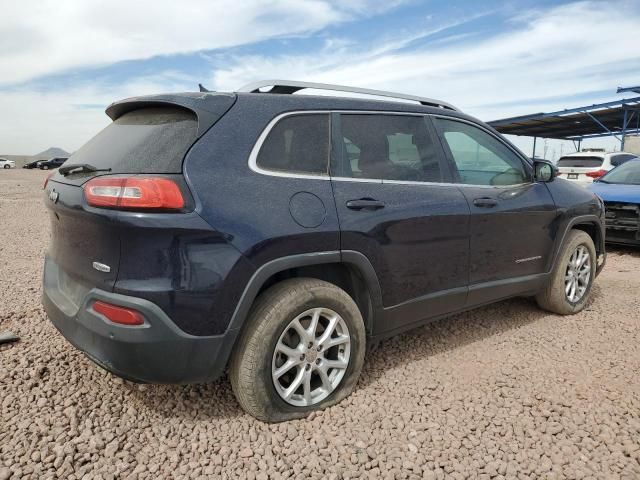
(68, 107, 198, 173)
(556, 156, 604, 168)
(256, 114, 330, 175)
(336, 114, 444, 182)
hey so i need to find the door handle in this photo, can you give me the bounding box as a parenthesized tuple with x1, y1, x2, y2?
(346, 198, 385, 210)
(472, 197, 498, 208)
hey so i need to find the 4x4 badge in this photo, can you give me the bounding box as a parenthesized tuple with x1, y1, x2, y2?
(48, 189, 59, 204)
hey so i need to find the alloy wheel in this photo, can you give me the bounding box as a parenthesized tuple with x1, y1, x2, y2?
(565, 245, 591, 303)
(272, 307, 351, 407)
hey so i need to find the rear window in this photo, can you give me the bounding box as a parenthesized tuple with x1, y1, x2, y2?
(557, 156, 603, 168)
(68, 107, 197, 173)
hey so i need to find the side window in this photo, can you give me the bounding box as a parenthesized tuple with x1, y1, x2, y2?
(257, 114, 330, 175)
(337, 114, 443, 182)
(611, 154, 635, 167)
(436, 118, 530, 186)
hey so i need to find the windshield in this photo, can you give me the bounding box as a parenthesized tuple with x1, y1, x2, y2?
(599, 159, 640, 185)
(557, 156, 603, 168)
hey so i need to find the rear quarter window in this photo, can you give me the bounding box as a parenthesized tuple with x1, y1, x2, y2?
(256, 114, 330, 175)
(557, 156, 603, 168)
(68, 107, 198, 173)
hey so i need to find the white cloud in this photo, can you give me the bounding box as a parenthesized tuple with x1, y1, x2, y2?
(210, 0, 640, 121)
(0, 0, 390, 86)
(1, 0, 639, 156)
(206, 0, 640, 158)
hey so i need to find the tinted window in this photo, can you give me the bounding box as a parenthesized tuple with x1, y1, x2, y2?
(611, 154, 637, 167)
(257, 114, 330, 175)
(436, 119, 529, 185)
(337, 114, 443, 182)
(68, 107, 197, 174)
(557, 156, 603, 168)
(600, 159, 640, 184)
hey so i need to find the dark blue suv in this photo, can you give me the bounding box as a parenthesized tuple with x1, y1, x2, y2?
(43, 80, 606, 422)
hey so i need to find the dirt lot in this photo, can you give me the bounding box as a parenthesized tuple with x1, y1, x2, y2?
(1, 168, 640, 480)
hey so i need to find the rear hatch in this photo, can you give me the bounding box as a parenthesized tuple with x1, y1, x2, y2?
(557, 155, 604, 183)
(45, 93, 236, 297)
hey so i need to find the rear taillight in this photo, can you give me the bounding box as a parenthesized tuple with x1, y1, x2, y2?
(586, 169, 607, 179)
(93, 301, 145, 326)
(43, 172, 55, 189)
(84, 177, 184, 210)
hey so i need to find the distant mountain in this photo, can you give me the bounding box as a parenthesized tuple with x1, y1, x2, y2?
(34, 147, 69, 158)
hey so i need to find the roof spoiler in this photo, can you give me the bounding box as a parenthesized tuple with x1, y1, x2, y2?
(105, 92, 236, 138)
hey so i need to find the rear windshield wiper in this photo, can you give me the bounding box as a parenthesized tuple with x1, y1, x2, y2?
(59, 164, 112, 176)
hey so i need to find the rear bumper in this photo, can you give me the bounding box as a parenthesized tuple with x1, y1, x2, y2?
(42, 257, 238, 384)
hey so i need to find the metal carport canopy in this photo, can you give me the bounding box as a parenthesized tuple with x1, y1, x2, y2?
(487, 96, 640, 142)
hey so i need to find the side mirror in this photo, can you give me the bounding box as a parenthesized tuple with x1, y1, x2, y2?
(534, 160, 557, 182)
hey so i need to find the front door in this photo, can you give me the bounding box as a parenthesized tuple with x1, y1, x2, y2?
(330, 113, 470, 335)
(433, 117, 558, 304)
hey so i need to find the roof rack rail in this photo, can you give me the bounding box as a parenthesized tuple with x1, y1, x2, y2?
(238, 79, 459, 111)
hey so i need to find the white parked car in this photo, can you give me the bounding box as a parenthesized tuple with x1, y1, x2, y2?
(556, 151, 638, 186)
(0, 158, 16, 169)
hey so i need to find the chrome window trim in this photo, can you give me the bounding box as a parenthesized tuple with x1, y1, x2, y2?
(331, 177, 530, 189)
(248, 110, 428, 181)
(248, 109, 533, 188)
(248, 110, 332, 181)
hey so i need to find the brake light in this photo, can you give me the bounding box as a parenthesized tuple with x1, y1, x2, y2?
(43, 172, 55, 189)
(84, 177, 184, 210)
(93, 301, 145, 326)
(586, 169, 607, 179)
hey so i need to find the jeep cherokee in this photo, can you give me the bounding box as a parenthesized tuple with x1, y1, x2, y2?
(43, 80, 606, 422)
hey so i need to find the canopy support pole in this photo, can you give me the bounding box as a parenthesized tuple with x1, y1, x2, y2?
(621, 108, 628, 151)
(585, 111, 622, 142)
(532, 136, 537, 158)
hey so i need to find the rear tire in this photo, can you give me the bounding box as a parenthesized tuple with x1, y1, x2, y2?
(536, 230, 596, 315)
(229, 278, 366, 422)
(41, 165, 49, 170)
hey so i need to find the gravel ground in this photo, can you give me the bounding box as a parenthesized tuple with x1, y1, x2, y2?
(1, 168, 640, 480)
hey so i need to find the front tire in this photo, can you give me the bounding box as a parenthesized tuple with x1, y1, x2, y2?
(229, 278, 366, 422)
(536, 230, 596, 315)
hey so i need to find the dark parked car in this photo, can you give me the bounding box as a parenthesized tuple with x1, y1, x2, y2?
(38, 157, 68, 170)
(43, 81, 606, 422)
(589, 158, 640, 245)
(23, 159, 43, 169)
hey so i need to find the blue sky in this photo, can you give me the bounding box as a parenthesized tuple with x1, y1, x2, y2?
(1, 0, 639, 157)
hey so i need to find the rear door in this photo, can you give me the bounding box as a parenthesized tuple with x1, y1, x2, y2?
(330, 113, 470, 335)
(433, 117, 557, 304)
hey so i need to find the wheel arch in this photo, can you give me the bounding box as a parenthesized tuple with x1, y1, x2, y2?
(571, 221, 603, 254)
(550, 215, 605, 273)
(227, 251, 383, 338)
